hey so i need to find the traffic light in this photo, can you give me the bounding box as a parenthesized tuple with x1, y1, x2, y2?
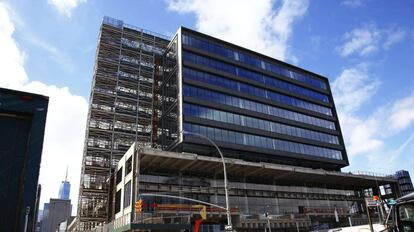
(199, 206, 206, 220)
(373, 195, 380, 201)
(135, 199, 143, 213)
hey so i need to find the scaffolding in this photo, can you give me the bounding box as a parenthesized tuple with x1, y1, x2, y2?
(77, 16, 169, 230)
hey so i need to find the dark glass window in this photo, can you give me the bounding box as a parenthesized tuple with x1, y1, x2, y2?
(115, 190, 121, 213)
(184, 67, 332, 115)
(125, 157, 132, 176)
(182, 34, 327, 90)
(183, 85, 336, 130)
(182, 55, 329, 103)
(184, 122, 342, 160)
(116, 167, 123, 185)
(124, 181, 131, 208)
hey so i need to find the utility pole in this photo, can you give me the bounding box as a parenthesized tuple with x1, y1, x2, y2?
(365, 199, 374, 232)
(24, 206, 30, 232)
(265, 212, 272, 232)
(182, 131, 233, 231)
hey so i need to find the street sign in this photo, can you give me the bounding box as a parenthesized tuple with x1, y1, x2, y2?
(365, 197, 378, 207)
(224, 225, 233, 231)
(388, 199, 397, 205)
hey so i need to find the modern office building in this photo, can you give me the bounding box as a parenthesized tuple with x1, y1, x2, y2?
(77, 16, 169, 229)
(0, 87, 49, 232)
(395, 170, 414, 196)
(159, 27, 347, 171)
(79, 16, 390, 231)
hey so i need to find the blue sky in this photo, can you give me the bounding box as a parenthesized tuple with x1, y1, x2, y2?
(1, 0, 413, 213)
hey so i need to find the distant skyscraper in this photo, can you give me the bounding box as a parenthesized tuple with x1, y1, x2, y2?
(58, 169, 70, 200)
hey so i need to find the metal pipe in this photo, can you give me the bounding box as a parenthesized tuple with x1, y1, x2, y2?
(181, 130, 233, 231)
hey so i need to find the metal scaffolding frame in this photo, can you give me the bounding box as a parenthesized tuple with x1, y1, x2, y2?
(77, 16, 169, 230)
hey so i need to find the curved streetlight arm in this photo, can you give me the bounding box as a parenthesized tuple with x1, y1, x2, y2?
(139, 193, 226, 210)
(181, 130, 233, 230)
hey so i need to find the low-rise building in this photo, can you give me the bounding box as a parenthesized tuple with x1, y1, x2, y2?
(111, 144, 399, 232)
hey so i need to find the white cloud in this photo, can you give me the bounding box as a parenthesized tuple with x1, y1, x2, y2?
(168, 0, 309, 62)
(339, 25, 380, 57)
(48, 0, 86, 18)
(332, 63, 380, 113)
(338, 113, 383, 157)
(333, 64, 414, 171)
(332, 64, 382, 157)
(0, 3, 28, 88)
(25, 34, 74, 72)
(0, 2, 87, 214)
(341, 0, 366, 8)
(388, 91, 414, 132)
(389, 131, 414, 162)
(383, 28, 406, 50)
(338, 24, 406, 58)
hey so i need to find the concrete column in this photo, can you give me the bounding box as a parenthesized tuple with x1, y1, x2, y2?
(243, 177, 249, 215)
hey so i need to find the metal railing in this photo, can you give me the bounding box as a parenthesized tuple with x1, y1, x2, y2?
(113, 212, 131, 229)
(102, 16, 170, 41)
(355, 171, 392, 178)
(134, 213, 191, 225)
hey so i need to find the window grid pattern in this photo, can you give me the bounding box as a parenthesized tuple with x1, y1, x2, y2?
(183, 51, 329, 103)
(184, 123, 342, 160)
(184, 103, 340, 145)
(183, 85, 336, 130)
(184, 67, 332, 115)
(182, 34, 327, 90)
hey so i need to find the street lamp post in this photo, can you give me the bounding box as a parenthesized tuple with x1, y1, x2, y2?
(181, 130, 233, 231)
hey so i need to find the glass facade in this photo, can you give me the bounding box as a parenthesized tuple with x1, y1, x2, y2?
(183, 67, 332, 115)
(184, 103, 339, 145)
(58, 181, 71, 200)
(156, 29, 347, 168)
(182, 34, 327, 90)
(183, 53, 329, 104)
(183, 85, 336, 130)
(184, 123, 342, 160)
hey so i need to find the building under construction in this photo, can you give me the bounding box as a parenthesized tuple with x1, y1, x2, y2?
(79, 17, 402, 231)
(77, 17, 169, 230)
